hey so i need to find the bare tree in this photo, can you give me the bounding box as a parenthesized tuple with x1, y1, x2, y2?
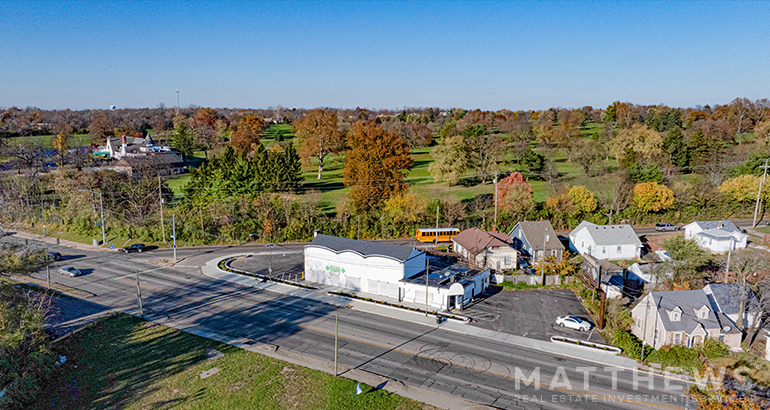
(468, 194, 492, 228)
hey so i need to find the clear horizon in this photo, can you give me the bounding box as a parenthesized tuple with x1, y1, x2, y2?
(2, 0, 769, 111)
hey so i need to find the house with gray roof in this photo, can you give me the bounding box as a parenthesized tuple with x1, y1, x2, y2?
(631, 289, 743, 350)
(704, 283, 762, 330)
(508, 220, 564, 264)
(683, 220, 747, 253)
(569, 221, 642, 260)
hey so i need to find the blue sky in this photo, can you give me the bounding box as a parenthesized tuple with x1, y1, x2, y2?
(1, 0, 768, 111)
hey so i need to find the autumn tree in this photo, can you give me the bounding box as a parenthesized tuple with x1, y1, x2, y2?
(754, 120, 770, 153)
(293, 109, 345, 179)
(463, 124, 506, 184)
(230, 114, 267, 155)
(428, 134, 470, 185)
(609, 123, 664, 167)
(88, 110, 112, 144)
(568, 185, 597, 214)
(383, 192, 425, 223)
(52, 131, 69, 166)
(193, 107, 222, 159)
(343, 121, 412, 212)
(719, 175, 769, 205)
(497, 172, 535, 222)
(633, 181, 675, 213)
(568, 138, 605, 175)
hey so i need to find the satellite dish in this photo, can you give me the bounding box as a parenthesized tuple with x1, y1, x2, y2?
(110, 105, 117, 110)
(723, 326, 731, 332)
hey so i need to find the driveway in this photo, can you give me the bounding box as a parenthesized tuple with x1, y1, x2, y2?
(462, 287, 605, 343)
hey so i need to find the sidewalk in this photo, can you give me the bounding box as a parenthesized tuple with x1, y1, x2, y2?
(203, 254, 639, 371)
(11, 230, 110, 252)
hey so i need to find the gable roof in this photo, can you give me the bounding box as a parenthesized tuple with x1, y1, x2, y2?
(570, 221, 641, 247)
(452, 227, 514, 253)
(307, 234, 420, 262)
(687, 220, 740, 233)
(704, 283, 760, 316)
(509, 220, 564, 251)
(649, 290, 722, 334)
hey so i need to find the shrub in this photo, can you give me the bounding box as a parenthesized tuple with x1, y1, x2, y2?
(647, 345, 702, 371)
(700, 338, 729, 359)
(612, 330, 645, 359)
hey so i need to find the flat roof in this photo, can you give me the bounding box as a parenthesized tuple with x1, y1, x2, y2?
(401, 263, 486, 288)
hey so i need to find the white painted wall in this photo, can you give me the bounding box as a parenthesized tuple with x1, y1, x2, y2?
(304, 246, 408, 293)
(570, 228, 640, 260)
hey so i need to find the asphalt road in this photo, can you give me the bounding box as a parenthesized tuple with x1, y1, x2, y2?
(11, 237, 688, 410)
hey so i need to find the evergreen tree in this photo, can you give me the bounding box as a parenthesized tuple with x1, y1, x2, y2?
(663, 126, 689, 168)
(688, 128, 709, 166)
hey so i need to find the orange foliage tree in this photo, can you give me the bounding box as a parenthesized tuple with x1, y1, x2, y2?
(293, 109, 345, 180)
(343, 120, 412, 212)
(497, 172, 535, 221)
(230, 114, 267, 155)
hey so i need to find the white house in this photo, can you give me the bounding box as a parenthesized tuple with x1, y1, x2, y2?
(451, 227, 518, 272)
(569, 221, 642, 260)
(507, 220, 564, 264)
(304, 234, 426, 294)
(683, 220, 747, 253)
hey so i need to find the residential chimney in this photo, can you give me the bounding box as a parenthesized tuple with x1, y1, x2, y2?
(718, 221, 723, 228)
(122, 135, 127, 146)
(314, 229, 320, 238)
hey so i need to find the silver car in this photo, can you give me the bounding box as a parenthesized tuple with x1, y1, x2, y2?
(59, 266, 82, 277)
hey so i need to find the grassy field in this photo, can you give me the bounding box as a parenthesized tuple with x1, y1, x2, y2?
(6, 133, 91, 148)
(41, 313, 436, 410)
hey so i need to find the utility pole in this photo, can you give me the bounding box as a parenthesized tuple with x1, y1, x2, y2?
(425, 257, 430, 316)
(268, 236, 273, 275)
(79, 189, 105, 246)
(176, 89, 180, 115)
(725, 237, 734, 283)
(357, 215, 360, 240)
(334, 313, 338, 376)
(493, 172, 498, 229)
(753, 158, 770, 228)
(172, 213, 177, 261)
(541, 229, 549, 286)
(159, 175, 166, 242)
(434, 206, 440, 246)
(136, 271, 144, 318)
(46, 253, 50, 290)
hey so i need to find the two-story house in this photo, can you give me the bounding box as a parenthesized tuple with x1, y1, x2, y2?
(507, 220, 564, 264)
(631, 289, 742, 350)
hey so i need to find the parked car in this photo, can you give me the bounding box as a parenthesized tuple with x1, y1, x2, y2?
(122, 244, 145, 253)
(59, 266, 81, 277)
(555, 315, 592, 332)
(47, 251, 62, 261)
(655, 223, 679, 232)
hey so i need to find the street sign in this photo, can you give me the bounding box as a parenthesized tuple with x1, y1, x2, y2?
(95, 222, 102, 225)
(110, 244, 114, 250)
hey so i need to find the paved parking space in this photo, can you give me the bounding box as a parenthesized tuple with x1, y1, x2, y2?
(462, 287, 605, 343)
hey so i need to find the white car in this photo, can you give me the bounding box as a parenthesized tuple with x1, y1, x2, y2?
(59, 266, 82, 277)
(556, 315, 592, 332)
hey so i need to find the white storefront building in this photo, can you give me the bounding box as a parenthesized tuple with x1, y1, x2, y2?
(304, 234, 490, 310)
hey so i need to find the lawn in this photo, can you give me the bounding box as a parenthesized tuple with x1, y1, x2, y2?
(41, 313, 436, 410)
(6, 133, 91, 148)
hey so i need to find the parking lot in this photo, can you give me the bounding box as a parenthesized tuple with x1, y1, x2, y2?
(462, 287, 605, 343)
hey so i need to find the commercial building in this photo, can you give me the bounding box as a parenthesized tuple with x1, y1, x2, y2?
(304, 234, 490, 310)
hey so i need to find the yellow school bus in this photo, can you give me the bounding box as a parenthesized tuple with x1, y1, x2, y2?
(415, 228, 460, 243)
